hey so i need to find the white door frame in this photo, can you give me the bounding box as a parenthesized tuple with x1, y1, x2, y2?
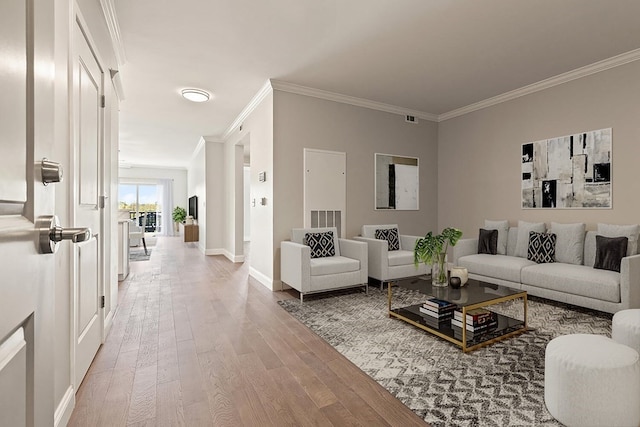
(69, 6, 107, 390)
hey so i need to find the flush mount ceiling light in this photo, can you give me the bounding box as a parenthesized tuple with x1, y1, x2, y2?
(181, 88, 210, 103)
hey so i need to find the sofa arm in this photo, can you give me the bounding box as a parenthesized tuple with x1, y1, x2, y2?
(453, 238, 479, 265)
(339, 239, 368, 284)
(353, 236, 388, 280)
(621, 254, 640, 309)
(399, 235, 421, 253)
(281, 241, 311, 293)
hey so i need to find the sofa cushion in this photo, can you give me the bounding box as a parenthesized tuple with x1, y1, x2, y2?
(594, 235, 628, 273)
(478, 228, 498, 255)
(550, 222, 585, 265)
(484, 220, 509, 255)
(305, 231, 335, 258)
(457, 254, 536, 283)
(310, 256, 360, 276)
(515, 221, 546, 258)
(375, 227, 400, 251)
(598, 223, 639, 257)
(527, 231, 556, 264)
(388, 250, 414, 267)
(521, 263, 620, 303)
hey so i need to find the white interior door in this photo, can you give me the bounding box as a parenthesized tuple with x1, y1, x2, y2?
(0, 0, 56, 424)
(72, 16, 104, 387)
(303, 149, 346, 237)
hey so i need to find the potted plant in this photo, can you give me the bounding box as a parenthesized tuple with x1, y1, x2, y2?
(172, 206, 187, 233)
(414, 227, 463, 287)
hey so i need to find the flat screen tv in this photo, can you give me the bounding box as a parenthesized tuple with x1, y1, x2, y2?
(188, 195, 198, 220)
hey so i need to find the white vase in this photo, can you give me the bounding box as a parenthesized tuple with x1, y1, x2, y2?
(450, 266, 469, 286)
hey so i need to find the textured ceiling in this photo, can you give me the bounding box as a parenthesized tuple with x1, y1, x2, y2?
(114, 0, 640, 168)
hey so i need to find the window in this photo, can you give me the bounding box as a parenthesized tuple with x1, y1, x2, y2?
(118, 184, 160, 232)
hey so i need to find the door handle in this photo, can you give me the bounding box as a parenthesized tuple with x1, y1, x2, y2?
(37, 215, 92, 254)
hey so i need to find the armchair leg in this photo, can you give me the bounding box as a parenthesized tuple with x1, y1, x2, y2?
(300, 292, 304, 303)
(142, 238, 148, 255)
(365, 283, 369, 295)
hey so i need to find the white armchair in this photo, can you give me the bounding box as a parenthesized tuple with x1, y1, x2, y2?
(129, 213, 147, 255)
(281, 227, 368, 301)
(354, 224, 427, 289)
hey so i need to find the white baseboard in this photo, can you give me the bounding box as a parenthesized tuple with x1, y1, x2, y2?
(249, 267, 275, 290)
(204, 248, 245, 263)
(103, 308, 114, 338)
(223, 250, 245, 263)
(204, 248, 224, 256)
(54, 386, 74, 427)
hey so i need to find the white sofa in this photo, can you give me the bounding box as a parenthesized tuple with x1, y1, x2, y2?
(281, 227, 368, 301)
(453, 227, 640, 314)
(354, 224, 427, 289)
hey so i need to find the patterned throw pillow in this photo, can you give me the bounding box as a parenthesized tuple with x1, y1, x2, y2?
(527, 231, 556, 264)
(304, 231, 335, 258)
(375, 228, 400, 251)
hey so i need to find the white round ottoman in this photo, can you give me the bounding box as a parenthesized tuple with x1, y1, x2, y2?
(545, 334, 640, 427)
(613, 309, 640, 354)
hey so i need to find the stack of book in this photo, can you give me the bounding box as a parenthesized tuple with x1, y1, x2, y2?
(451, 308, 499, 339)
(419, 298, 457, 328)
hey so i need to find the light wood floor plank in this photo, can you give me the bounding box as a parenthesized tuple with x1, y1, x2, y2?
(70, 237, 427, 426)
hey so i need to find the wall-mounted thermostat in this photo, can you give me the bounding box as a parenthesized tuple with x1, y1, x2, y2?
(259, 171, 266, 182)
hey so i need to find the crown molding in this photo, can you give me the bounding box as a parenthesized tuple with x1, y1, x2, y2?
(100, 0, 127, 66)
(271, 80, 439, 122)
(190, 137, 207, 163)
(222, 80, 274, 141)
(439, 48, 640, 122)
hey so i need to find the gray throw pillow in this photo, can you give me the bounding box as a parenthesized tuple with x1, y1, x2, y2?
(515, 220, 546, 258)
(484, 219, 509, 255)
(594, 235, 628, 272)
(597, 223, 639, 257)
(550, 222, 585, 265)
(478, 228, 498, 255)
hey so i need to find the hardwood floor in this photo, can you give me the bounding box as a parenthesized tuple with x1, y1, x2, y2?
(69, 237, 427, 426)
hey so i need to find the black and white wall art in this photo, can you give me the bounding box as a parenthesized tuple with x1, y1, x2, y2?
(521, 128, 612, 209)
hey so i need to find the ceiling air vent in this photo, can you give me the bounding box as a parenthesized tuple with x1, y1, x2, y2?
(405, 115, 418, 124)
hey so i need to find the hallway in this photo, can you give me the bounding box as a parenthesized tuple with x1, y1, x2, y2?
(69, 236, 424, 426)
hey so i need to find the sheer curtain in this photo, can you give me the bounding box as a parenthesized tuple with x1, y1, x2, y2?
(158, 179, 174, 236)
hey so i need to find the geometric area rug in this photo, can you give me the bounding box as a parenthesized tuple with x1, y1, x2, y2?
(278, 287, 612, 427)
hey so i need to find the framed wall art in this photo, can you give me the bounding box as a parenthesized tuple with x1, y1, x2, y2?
(521, 128, 611, 209)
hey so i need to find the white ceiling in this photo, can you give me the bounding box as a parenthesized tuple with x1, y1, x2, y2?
(114, 0, 640, 169)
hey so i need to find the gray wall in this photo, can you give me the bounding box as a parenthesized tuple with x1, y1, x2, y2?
(438, 60, 640, 239)
(273, 90, 439, 282)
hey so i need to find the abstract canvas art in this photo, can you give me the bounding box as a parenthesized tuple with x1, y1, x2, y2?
(522, 128, 611, 209)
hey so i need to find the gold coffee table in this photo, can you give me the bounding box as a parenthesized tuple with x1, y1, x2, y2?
(388, 276, 528, 353)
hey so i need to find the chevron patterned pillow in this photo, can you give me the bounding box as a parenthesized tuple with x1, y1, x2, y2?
(304, 231, 336, 258)
(527, 231, 556, 264)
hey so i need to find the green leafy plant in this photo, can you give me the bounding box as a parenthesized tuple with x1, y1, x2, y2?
(172, 206, 187, 223)
(414, 227, 463, 284)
